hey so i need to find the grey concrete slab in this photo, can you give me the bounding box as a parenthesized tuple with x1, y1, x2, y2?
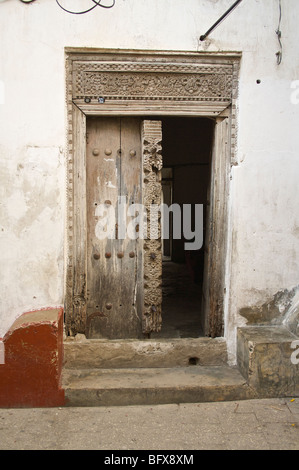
(63, 365, 255, 407)
(0, 398, 298, 450)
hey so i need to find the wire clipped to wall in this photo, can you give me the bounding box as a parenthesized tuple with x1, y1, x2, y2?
(276, 0, 283, 65)
(56, 0, 115, 14)
(19, 0, 115, 14)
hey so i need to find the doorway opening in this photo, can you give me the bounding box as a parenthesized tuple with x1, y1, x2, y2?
(152, 117, 215, 339)
(65, 50, 239, 340)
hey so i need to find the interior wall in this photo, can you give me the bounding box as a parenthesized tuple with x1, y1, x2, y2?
(162, 118, 214, 271)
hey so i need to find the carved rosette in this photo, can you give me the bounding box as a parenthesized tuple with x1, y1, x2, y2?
(142, 120, 163, 334)
(143, 137, 163, 172)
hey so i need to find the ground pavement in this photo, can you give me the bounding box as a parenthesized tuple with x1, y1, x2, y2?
(0, 397, 298, 452)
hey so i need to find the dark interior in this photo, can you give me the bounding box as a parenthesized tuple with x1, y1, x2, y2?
(151, 117, 215, 338)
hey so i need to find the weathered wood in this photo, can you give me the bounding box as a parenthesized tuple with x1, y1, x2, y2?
(66, 105, 87, 336)
(86, 117, 143, 339)
(202, 116, 230, 337)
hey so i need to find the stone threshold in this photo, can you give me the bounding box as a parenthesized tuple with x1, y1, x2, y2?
(63, 335, 228, 369)
(62, 365, 255, 407)
(62, 325, 299, 407)
(62, 336, 253, 407)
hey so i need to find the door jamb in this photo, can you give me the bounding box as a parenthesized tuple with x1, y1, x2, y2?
(64, 49, 240, 338)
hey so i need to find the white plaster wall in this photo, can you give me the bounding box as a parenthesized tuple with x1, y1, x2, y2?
(0, 0, 298, 360)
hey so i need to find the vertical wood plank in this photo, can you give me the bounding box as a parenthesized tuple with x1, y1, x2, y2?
(70, 104, 87, 335)
(202, 116, 230, 337)
(120, 118, 143, 336)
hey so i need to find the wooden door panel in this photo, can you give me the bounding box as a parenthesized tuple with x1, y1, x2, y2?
(202, 117, 228, 337)
(86, 117, 142, 339)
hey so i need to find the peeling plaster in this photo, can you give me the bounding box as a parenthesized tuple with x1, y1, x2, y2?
(0, 145, 65, 338)
(239, 286, 299, 328)
(283, 289, 299, 336)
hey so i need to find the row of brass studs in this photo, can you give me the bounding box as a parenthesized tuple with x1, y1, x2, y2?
(92, 148, 137, 157)
(93, 251, 135, 260)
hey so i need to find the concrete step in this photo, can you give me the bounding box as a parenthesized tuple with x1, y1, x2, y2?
(62, 365, 255, 407)
(63, 336, 228, 369)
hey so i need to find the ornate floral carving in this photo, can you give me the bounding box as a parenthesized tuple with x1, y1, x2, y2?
(75, 68, 233, 102)
(143, 137, 163, 171)
(142, 121, 163, 334)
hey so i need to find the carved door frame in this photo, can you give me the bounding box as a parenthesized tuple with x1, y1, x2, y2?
(64, 48, 241, 338)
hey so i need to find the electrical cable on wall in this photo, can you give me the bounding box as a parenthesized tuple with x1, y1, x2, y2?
(276, 0, 283, 65)
(18, 0, 116, 13)
(56, 0, 115, 14)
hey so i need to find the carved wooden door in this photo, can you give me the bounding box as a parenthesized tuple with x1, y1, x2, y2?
(85, 117, 163, 339)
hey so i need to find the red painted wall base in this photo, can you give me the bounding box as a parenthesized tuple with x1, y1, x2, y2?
(0, 308, 65, 407)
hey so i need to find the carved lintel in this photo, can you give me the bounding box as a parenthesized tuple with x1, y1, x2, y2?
(73, 61, 234, 103)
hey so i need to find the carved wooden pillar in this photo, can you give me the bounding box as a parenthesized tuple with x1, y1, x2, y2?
(142, 120, 163, 334)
